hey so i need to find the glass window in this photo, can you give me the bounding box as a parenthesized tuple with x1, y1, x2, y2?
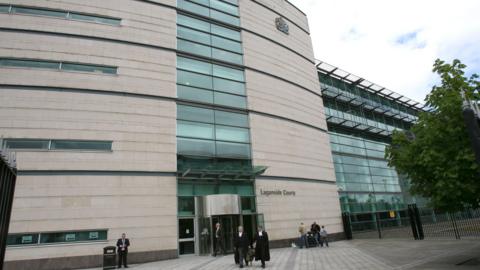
(40, 230, 107, 244)
(0, 5, 10, 13)
(177, 0, 209, 17)
(178, 85, 214, 104)
(189, 0, 210, 6)
(216, 141, 250, 159)
(178, 197, 195, 216)
(241, 197, 256, 213)
(210, 0, 239, 16)
(216, 125, 249, 143)
(177, 14, 211, 32)
(177, 70, 213, 89)
(237, 184, 254, 196)
(213, 64, 244, 81)
(218, 184, 235, 193)
(214, 110, 248, 127)
(7, 234, 39, 246)
(177, 121, 214, 139)
(11, 6, 66, 18)
(221, 0, 238, 5)
(50, 140, 112, 151)
(69, 13, 120, 26)
(210, 9, 239, 26)
(177, 105, 214, 123)
(211, 24, 241, 41)
(4, 139, 49, 149)
(178, 39, 212, 58)
(61, 63, 117, 74)
(177, 57, 212, 75)
(178, 183, 194, 196)
(0, 59, 59, 69)
(178, 137, 215, 157)
(214, 92, 247, 108)
(212, 48, 243, 65)
(194, 184, 216, 195)
(177, 26, 211, 45)
(213, 77, 245, 96)
(211, 36, 242, 53)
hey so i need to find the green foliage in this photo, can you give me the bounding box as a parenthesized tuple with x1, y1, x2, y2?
(386, 59, 480, 212)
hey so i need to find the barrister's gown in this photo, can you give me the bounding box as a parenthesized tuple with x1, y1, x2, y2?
(254, 231, 270, 261)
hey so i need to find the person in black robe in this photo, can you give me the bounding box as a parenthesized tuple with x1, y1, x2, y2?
(253, 225, 270, 268)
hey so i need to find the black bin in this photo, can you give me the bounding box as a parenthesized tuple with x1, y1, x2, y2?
(103, 246, 116, 270)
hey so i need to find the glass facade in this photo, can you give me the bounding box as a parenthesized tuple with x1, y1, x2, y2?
(176, 2, 259, 255)
(319, 67, 422, 233)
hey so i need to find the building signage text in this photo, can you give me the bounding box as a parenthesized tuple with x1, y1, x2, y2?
(260, 189, 296, 196)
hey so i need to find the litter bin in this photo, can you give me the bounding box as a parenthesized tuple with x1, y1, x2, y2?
(103, 246, 116, 270)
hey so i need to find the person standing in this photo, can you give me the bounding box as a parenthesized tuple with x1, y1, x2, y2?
(213, 223, 225, 256)
(298, 222, 306, 248)
(253, 225, 270, 268)
(234, 226, 250, 268)
(320, 225, 329, 247)
(116, 233, 130, 268)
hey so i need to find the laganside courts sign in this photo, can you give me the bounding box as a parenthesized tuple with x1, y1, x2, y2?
(259, 189, 296, 196)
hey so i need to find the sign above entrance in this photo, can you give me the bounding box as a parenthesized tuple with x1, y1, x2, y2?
(259, 189, 296, 196)
(275, 17, 289, 35)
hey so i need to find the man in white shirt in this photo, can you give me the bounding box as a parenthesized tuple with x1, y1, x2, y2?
(116, 233, 130, 268)
(234, 226, 250, 268)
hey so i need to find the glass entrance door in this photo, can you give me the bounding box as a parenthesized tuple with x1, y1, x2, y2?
(198, 217, 212, 255)
(212, 215, 240, 253)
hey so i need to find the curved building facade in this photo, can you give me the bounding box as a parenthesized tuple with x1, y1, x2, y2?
(0, 1, 341, 269)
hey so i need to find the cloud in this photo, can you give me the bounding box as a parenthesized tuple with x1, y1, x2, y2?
(288, 0, 480, 103)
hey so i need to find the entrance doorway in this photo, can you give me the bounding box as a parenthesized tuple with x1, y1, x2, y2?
(212, 215, 240, 253)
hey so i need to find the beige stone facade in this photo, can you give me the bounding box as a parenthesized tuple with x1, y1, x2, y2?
(0, 0, 342, 269)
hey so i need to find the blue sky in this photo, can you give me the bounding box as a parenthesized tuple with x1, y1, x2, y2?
(288, 0, 480, 103)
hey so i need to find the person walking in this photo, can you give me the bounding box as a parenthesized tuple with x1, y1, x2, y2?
(298, 222, 306, 248)
(253, 225, 270, 268)
(213, 223, 225, 256)
(116, 233, 130, 268)
(320, 225, 329, 247)
(311, 222, 320, 247)
(234, 226, 250, 268)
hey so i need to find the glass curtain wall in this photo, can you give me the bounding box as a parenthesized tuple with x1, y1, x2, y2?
(176, 1, 257, 255)
(320, 73, 421, 232)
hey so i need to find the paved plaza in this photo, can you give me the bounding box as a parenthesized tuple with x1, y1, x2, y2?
(85, 239, 480, 270)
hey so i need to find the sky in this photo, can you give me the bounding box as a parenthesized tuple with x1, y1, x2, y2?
(287, 0, 480, 103)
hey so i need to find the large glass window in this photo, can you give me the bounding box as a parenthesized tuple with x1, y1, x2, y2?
(177, 0, 240, 26)
(176, 57, 246, 108)
(177, 105, 251, 159)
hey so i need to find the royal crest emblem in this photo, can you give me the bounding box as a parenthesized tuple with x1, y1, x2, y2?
(275, 17, 289, 35)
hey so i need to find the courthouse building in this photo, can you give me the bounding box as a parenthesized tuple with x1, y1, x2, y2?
(0, 0, 424, 269)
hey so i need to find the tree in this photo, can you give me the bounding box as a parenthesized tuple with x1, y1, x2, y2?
(386, 59, 480, 212)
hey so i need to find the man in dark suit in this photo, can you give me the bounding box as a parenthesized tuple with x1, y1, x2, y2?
(116, 233, 130, 268)
(234, 226, 250, 268)
(253, 225, 270, 268)
(213, 222, 225, 256)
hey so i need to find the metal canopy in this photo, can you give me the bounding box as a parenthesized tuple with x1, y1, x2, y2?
(325, 115, 397, 137)
(177, 165, 268, 181)
(316, 60, 427, 112)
